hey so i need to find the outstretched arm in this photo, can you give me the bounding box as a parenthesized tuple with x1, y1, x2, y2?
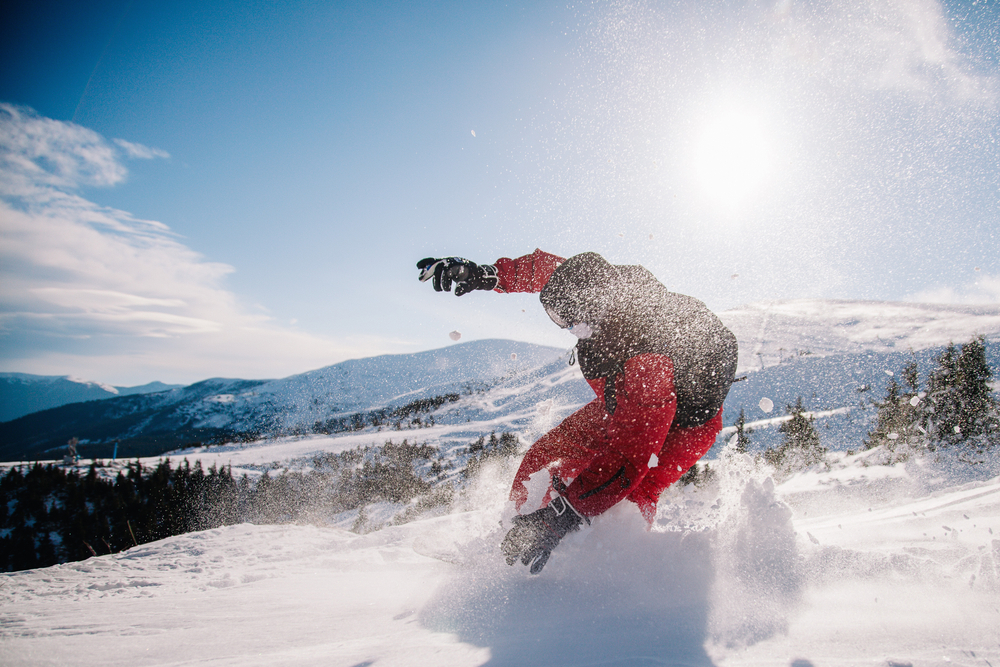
(493, 249, 565, 294)
(416, 249, 564, 296)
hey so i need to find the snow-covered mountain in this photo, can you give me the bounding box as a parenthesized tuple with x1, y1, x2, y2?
(0, 340, 578, 461)
(1, 300, 998, 463)
(0, 373, 183, 423)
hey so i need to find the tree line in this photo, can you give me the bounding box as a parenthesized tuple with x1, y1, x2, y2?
(727, 336, 998, 477)
(0, 432, 521, 572)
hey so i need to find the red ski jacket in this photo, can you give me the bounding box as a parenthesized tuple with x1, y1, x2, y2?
(494, 250, 737, 517)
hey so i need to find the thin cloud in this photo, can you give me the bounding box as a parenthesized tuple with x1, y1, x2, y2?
(113, 138, 171, 161)
(0, 105, 399, 385)
(789, 0, 991, 97)
(908, 273, 1000, 305)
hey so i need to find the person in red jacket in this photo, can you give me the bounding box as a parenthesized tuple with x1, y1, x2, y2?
(417, 250, 738, 573)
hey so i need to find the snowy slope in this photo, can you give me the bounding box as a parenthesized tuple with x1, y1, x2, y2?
(2, 448, 998, 667)
(120, 338, 569, 435)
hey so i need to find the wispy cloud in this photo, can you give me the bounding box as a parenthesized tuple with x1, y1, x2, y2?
(908, 273, 1000, 306)
(771, 0, 996, 100)
(113, 138, 171, 161)
(0, 104, 396, 384)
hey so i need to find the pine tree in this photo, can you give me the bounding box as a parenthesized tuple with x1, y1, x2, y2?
(763, 397, 827, 475)
(924, 337, 998, 452)
(864, 362, 927, 454)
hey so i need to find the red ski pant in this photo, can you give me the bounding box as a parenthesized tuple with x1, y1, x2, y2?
(510, 401, 722, 524)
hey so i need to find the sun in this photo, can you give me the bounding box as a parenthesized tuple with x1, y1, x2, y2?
(693, 111, 771, 210)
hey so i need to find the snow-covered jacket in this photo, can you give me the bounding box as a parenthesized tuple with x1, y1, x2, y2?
(495, 249, 738, 516)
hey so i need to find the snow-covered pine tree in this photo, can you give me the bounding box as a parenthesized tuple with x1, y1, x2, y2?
(763, 396, 827, 476)
(864, 359, 927, 456)
(924, 336, 998, 456)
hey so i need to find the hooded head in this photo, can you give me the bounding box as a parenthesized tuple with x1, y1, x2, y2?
(540, 252, 621, 338)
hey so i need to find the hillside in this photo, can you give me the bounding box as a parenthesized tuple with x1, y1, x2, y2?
(0, 340, 571, 461)
(718, 299, 1000, 372)
(1, 299, 998, 463)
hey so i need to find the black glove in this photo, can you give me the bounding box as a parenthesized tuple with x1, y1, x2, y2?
(417, 257, 499, 296)
(501, 496, 585, 574)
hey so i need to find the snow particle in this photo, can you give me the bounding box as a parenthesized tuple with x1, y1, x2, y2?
(648, 453, 659, 468)
(449, 331, 462, 341)
(910, 396, 921, 407)
(759, 397, 774, 413)
(887, 433, 899, 440)
(471, 130, 476, 137)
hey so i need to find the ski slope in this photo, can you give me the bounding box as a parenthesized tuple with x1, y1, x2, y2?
(2, 448, 998, 667)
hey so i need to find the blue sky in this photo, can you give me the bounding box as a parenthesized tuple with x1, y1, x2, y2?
(1, 0, 999, 385)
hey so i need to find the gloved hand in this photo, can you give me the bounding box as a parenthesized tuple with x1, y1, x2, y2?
(501, 496, 585, 574)
(416, 257, 499, 296)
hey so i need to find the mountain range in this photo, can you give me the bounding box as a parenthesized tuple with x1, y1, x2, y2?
(1, 299, 998, 463)
(0, 374, 183, 423)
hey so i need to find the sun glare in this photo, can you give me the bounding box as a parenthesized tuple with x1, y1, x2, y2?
(693, 111, 771, 210)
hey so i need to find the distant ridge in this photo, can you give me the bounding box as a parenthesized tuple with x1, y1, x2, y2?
(0, 374, 184, 423)
(0, 339, 571, 461)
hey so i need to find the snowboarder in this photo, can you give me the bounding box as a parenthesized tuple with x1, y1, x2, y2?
(417, 250, 738, 573)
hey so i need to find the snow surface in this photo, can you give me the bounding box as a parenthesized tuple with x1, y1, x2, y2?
(2, 447, 998, 667)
